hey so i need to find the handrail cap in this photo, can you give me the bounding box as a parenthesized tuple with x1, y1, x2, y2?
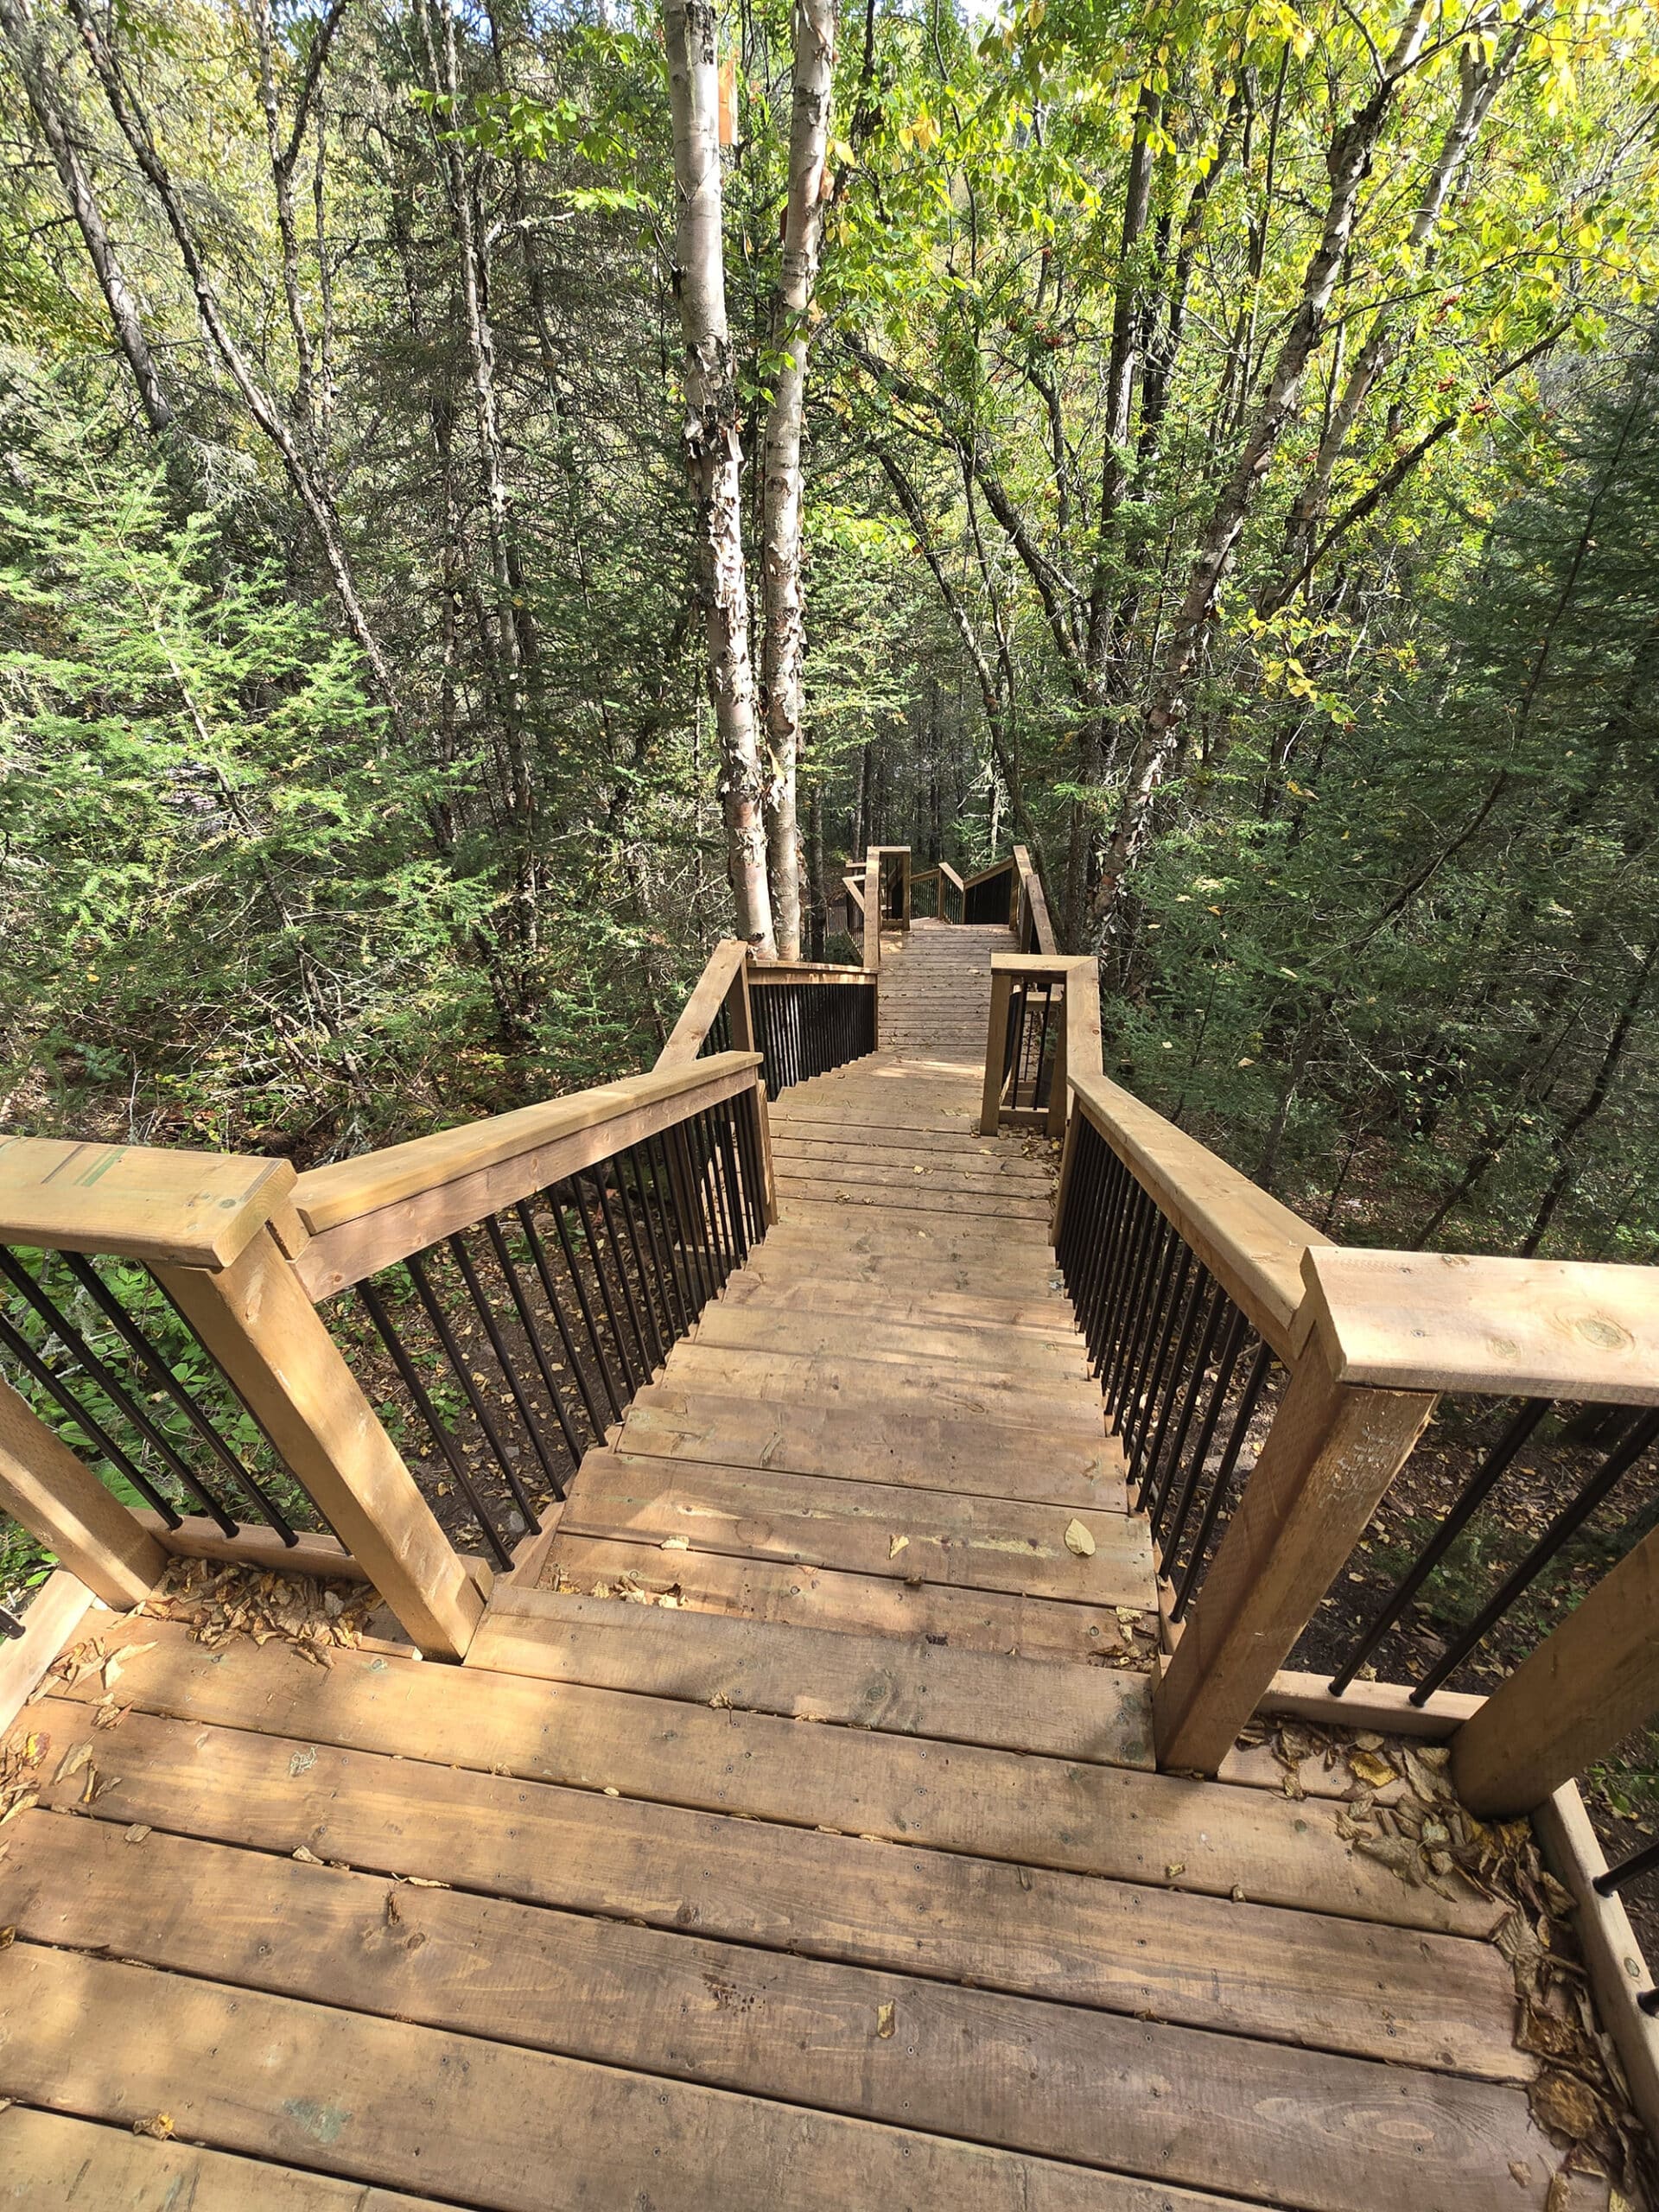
(1304, 1246, 1659, 1407)
(0, 1134, 296, 1270)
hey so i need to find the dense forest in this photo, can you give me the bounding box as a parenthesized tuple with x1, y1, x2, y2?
(2, 0, 1656, 1264)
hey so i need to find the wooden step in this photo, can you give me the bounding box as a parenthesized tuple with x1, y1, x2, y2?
(774, 1178, 1051, 1222)
(658, 1341, 1107, 1430)
(467, 1586, 1154, 1766)
(618, 1387, 1123, 1506)
(560, 1450, 1154, 1605)
(15, 1694, 1522, 2087)
(542, 1533, 1142, 1659)
(40, 1630, 1510, 1936)
(1, 1841, 1571, 2212)
(717, 1271, 1080, 1338)
(690, 1304, 1090, 1381)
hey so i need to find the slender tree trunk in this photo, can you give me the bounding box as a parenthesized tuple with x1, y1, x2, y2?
(1091, 3, 1433, 931)
(0, 0, 173, 437)
(67, 0, 409, 723)
(664, 0, 776, 953)
(1258, 3, 1530, 619)
(1521, 939, 1657, 1255)
(760, 0, 836, 961)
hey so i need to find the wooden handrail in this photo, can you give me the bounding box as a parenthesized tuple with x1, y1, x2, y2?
(958, 856, 1014, 890)
(0, 1134, 300, 1270)
(293, 1051, 762, 1297)
(1012, 844, 1058, 954)
(1068, 1066, 1329, 1361)
(655, 939, 751, 1070)
(749, 962, 874, 982)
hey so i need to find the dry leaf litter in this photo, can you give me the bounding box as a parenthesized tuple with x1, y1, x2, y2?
(1238, 1713, 1655, 2207)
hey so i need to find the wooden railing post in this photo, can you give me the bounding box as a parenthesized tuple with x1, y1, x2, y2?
(1153, 1265, 1435, 1775)
(0, 1373, 167, 1610)
(979, 967, 1014, 1135)
(156, 1227, 485, 1659)
(1452, 1519, 1659, 1817)
(862, 849, 880, 973)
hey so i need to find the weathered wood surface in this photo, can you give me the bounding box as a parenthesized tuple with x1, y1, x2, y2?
(0, 1132, 297, 1268)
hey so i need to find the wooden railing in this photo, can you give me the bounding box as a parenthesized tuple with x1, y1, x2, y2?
(1033, 1014, 1659, 1835)
(0, 912, 894, 1660)
(910, 861, 964, 923)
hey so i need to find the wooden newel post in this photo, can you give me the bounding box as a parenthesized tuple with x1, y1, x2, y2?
(1452, 1519, 1659, 1818)
(156, 1228, 484, 1660)
(1153, 1251, 1435, 1775)
(980, 968, 1014, 1135)
(0, 1374, 167, 1610)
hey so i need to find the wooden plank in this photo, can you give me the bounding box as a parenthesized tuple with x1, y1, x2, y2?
(156, 1230, 483, 1662)
(1306, 1243, 1659, 1405)
(1535, 1783, 1659, 2151)
(619, 1389, 1123, 1507)
(40, 1629, 1504, 1932)
(770, 1137, 1050, 1183)
(1260, 1669, 1482, 1740)
(716, 1272, 1082, 1338)
(0, 1374, 166, 1610)
(562, 1452, 1149, 1604)
(1012, 846, 1058, 954)
(136, 1510, 372, 1581)
(659, 1343, 1103, 1430)
(467, 1586, 1154, 1765)
(690, 1306, 1089, 1381)
(769, 1205, 1055, 1249)
(1154, 1345, 1435, 1776)
(0, 2107, 444, 2212)
(0, 1568, 98, 1735)
(1452, 1514, 1659, 1816)
(775, 1175, 1052, 1222)
(16, 1702, 1523, 2081)
(654, 938, 749, 1068)
(542, 1534, 1138, 1659)
(0, 1134, 296, 1270)
(11, 1947, 1479, 2212)
(1070, 1068, 1329, 1359)
(0, 1824, 1560, 2209)
(294, 1057, 761, 1294)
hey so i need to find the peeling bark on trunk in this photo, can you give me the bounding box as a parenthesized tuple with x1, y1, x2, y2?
(0, 0, 173, 438)
(1092, 3, 1433, 931)
(760, 0, 836, 961)
(664, 0, 776, 955)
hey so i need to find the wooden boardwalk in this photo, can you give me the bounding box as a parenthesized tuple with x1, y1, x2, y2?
(0, 919, 1595, 2210)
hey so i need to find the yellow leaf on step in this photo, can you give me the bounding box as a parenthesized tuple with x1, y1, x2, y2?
(1064, 1518, 1096, 1557)
(876, 2002, 895, 2039)
(889, 1534, 909, 1559)
(661, 1535, 690, 1551)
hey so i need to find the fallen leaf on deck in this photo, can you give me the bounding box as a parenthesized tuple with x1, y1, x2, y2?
(1165, 1861, 1185, 1880)
(1349, 1750, 1397, 1789)
(292, 1845, 322, 1864)
(1529, 2069, 1604, 2144)
(132, 2114, 175, 2139)
(876, 2003, 895, 2039)
(53, 1742, 92, 1785)
(889, 1535, 909, 1559)
(661, 1535, 690, 1551)
(1064, 1519, 1096, 1558)
(124, 1825, 151, 1845)
(0, 1928, 13, 1948)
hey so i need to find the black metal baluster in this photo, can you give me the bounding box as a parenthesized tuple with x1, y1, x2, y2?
(1123, 1242, 1193, 1479)
(1147, 1281, 1225, 1534)
(1138, 1259, 1214, 1512)
(60, 1253, 300, 1537)
(482, 1213, 583, 1478)
(634, 1141, 690, 1338)
(665, 1121, 716, 1311)
(1159, 1303, 1250, 1578)
(404, 1249, 537, 1529)
(0, 1249, 238, 1532)
(567, 1172, 640, 1395)
(1412, 1403, 1659, 1703)
(587, 1165, 657, 1377)
(610, 1154, 670, 1371)
(446, 1231, 556, 1515)
(0, 1304, 184, 1527)
(1327, 1395, 1552, 1694)
(521, 1195, 613, 1433)
(356, 1277, 512, 1567)
(646, 1130, 702, 1323)
(1109, 1214, 1174, 1428)
(1172, 1338, 1274, 1618)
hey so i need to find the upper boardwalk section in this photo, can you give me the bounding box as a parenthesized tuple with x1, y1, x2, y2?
(1, 855, 1654, 2209)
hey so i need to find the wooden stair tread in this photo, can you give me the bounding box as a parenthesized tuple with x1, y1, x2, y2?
(540, 1533, 1142, 1659)
(560, 1449, 1153, 1606)
(467, 1584, 1154, 1765)
(620, 1386, 1126, 1507)
(658, 1341, 1107, 1428)
(15, 1689, 1531, 2088)
(690, 1305, 1090, 1379)
(44, 1630, 1506, 1936)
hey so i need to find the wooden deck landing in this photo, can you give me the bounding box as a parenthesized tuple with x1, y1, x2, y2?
(0, 920, 1599, 2210)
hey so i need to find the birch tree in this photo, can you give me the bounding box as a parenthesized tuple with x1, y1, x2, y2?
(664, 0, 776, 953)
(760, 0, 836, 962)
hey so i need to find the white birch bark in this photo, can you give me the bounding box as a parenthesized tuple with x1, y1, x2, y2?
(664, 0, 777, 954)
(760, 0, 836, 962)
